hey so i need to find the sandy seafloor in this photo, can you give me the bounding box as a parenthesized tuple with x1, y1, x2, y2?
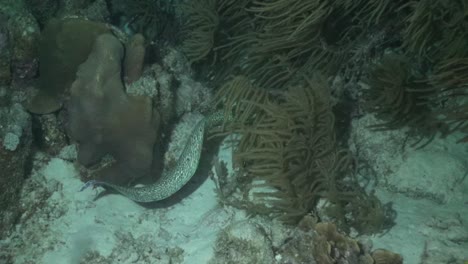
(1, 113, 468, 264)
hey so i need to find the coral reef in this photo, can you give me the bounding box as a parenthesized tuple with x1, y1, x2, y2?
(27, 18, 112, 114)
(362, 54, 451, 147)
(224, 76, 340, 224)
(123, 33, 146, 84)
(24, 0, 59, 26)
(77, 0, 110, 22)
(180, 0, 468, 148)
(275, 216, 402, 264)
(80, 232, 185, 264)
(210, 215, 402, 264)
(401, 0, 468, 62)
(179, 0, 220, 63)
(162, 47, 214, 117)
(175, 75, 213, 116)
(0, 12, 11, 85)
(312, 222, 368, 264)
(180, 0, 402, 87)
(55, 0, 110, 21)
(212, 74, 395, 234)
(67, 33, 160, 186)
(0, 2, 40, 83)
(0, 103, 32, 238)
(31, 114, 68, 156)
(79, 110, 227, 202)
(178, 0, 467, 240)
(109, 0, 176, 42)
(5, 0, 467, 262)
(9, 13, 39, 81)
(363, 55, 432, 130)
(176, 1, 404, 233)
(361, 0, 468, 145)
(371, 249, 403, 264)
(126, 64, 175, 126)
(210, 220, 275, 264)
(3, 0, 468, 263)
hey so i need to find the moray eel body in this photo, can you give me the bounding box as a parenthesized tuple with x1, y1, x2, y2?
(80, 111, 225, 202)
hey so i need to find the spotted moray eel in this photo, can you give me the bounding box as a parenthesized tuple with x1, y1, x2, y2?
(80, 111, 226, 202)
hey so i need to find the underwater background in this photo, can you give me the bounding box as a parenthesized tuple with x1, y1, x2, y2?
(0, 0, 467, 263)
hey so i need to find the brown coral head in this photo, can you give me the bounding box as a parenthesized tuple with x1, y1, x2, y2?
(124, 33, 146, 84)
(371, 249, 403, 264)
(29, 18, 112, 114)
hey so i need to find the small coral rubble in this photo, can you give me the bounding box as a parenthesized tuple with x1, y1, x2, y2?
(278, 217, 402, 264)
(0, 103, 32, 238)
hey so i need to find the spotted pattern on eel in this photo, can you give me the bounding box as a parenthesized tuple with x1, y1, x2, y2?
(80, 111, 226, 202)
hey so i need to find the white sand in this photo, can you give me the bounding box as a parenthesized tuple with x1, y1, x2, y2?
(2, 114, 468, 263)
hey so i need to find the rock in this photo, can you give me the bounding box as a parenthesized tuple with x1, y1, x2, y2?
(124, 33, 146, 84)
(8, 8, 40, 81)
(0, 12, 11, 85)
(27, 18, 111, 114)
(31, 114, 68, 156)
(25, 0, 59, 26)
(0, 103, 32, 238)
